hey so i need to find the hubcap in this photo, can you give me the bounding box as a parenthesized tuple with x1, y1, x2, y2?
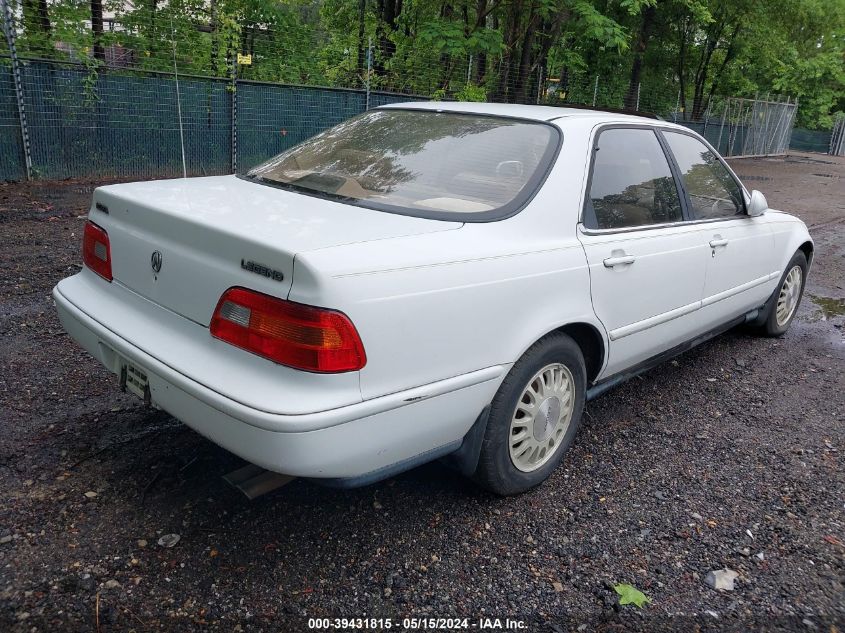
(509, 363, 575, 473)
(776, 265, 802, 327)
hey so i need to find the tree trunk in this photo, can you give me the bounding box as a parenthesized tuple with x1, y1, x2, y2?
(374, 0, 400, 74)
(530, 10, 569, 101)
(210, 0, 219, 74)
(475, 51, 487, 85)
(473, 0, 487, 84)
(690, 45, 714, 120)
(677, 17, 688, 118)
(357, 0, 367, 76)
(691, 88, 704, 120)
(146, 0, 158, 60)
(91, 0, 105, 61)
(513, 6, 539, 104)
(702, 23, 741, 117)
(22, 0, 51, 37)
(493, 0, 521, 102)
(37, 0, 50, 31)
(624, 4, 655, 110)
(689, 10, 728, 120)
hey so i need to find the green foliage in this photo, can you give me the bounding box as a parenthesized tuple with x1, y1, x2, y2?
(431, 88, 447, 101)
(619, 0, 658, 17)
(745, 0, 845, 129)
(418, 19, 503, 57)
(570, 0, 629, 52)
(4, 0, 844, 128)
(80, 55, 102, 106)
(676, 0, 713, 25)
(613, 583, 652, 608)
(455, 82, 487, 102)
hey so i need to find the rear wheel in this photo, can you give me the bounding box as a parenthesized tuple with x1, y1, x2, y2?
(473, 333, 586, 495)
(755, 250, 807, 337)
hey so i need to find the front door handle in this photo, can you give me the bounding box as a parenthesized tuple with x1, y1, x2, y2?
(709, 238, 729, 248)
(603, 255, 636, 268)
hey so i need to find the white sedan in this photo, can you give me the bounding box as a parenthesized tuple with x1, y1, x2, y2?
(54, 102, 813, 495)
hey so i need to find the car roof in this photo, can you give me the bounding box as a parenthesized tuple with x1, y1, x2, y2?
(377, 100, 670, 126)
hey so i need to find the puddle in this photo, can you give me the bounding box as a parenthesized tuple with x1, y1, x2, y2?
(809, 294, 845, 319)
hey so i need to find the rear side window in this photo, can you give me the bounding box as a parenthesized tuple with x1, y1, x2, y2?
(662, 132, 745, 220)
(584, 128, 683, 230)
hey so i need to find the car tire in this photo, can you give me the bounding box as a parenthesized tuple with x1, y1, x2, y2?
(754, 250, 808, 337)
(473, 333, 586, 496)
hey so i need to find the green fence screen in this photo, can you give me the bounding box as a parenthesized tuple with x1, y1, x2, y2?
(789, 128, 832, 153)
(0, 60, 424, 182)
(0, 59, 836, 183)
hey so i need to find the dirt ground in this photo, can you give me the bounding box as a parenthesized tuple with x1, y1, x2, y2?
(0, 153, 843, 632)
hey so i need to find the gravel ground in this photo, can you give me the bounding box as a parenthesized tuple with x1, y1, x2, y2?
(1, 153, 843, 632)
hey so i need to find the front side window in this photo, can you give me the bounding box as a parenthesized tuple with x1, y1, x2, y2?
(662, 131, 745, 220)
(585, 128, 683, 230)
(246, 109, 559, 220)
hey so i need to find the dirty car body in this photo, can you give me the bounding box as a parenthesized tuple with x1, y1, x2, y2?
(53, 103, 813, 494)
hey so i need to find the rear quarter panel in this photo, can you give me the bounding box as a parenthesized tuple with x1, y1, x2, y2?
(289, 138, 605, 400)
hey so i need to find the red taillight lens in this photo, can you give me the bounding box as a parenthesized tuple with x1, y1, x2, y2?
(210, 288, 367, 373)
(82, 221, 112, 281)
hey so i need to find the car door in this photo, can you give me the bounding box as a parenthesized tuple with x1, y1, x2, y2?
(660, 131, 777, 329)
(578, 126, 710, 378)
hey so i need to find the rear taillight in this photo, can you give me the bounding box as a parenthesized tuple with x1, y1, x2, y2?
(82, 221, 112, 281)
(210, 287, 366, 373)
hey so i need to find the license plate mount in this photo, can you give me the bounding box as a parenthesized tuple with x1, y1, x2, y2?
(119, 358, 151, 405)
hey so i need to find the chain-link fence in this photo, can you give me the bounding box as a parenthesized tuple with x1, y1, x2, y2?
(0, 59, 24, 180)
(0, 58, 431, 180)
(672, 96, 798, 158)
(0, 4, 803, 182)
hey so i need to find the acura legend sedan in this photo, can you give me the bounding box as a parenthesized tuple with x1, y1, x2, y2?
(54, 103, 813, 495)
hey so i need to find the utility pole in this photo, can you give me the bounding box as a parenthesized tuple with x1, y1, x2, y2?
(365, 37, 372, 110)
(231, 55, 238, 173)
(170, 14, 187, 178)
(536, 65, 544, 104)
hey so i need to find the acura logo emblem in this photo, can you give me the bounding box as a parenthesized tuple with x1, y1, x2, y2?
(151, 250, 163, 274)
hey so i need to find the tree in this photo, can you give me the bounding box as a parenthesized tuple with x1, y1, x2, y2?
(22, 0, 51, 36)
(669, 0, 743, 120)
(374, 0, 401, 73)
(90, 0, 104, 60)
(6, 0, 844, 128)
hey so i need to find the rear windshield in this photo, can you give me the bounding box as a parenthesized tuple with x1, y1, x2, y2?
(245, 109, 559, 221)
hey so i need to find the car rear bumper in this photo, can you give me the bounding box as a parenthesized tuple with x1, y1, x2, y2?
(53, 278, 504, 479)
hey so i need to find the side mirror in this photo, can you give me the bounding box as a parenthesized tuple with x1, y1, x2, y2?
(747, 189, 768, 217)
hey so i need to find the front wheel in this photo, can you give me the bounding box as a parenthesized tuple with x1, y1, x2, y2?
(754, 250, 808, 337)
(473, 333, 586, 496)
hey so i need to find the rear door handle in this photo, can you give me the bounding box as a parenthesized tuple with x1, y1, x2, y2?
(603, 255, 636, 268)
(709, 238, 729, 247)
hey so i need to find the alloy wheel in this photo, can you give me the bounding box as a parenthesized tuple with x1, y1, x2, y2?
(508, 363, 575, 473)
(776, 265, 803, 327)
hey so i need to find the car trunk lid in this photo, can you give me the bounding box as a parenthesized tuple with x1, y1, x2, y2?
(92, 175, 460, 326)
